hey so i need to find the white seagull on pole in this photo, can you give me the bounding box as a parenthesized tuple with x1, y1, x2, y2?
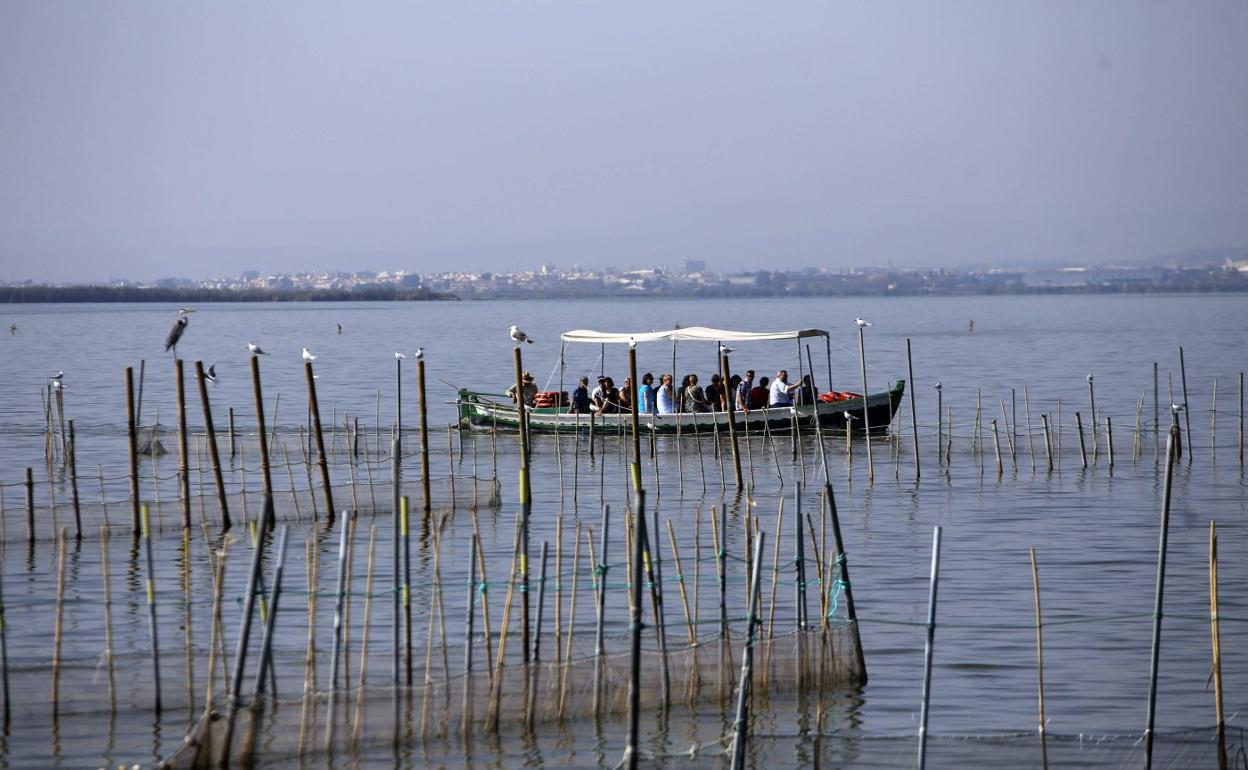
(719, 344, 734, 355)
(50, 371, 64, 381)
(509, 326, 534, 345)
(394, 351, 406, 360)
(302, 347, 317, 362)
(247, 343, 268, 355)
(414, 347, 424, 361)
(855, 317, 872, 327)
(628, 336, 637, 349)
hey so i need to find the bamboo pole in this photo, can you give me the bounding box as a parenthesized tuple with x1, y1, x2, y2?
(1030, 547, 1049, 770)
(305, 361, 335, 523)
(0, 525, 8, 727)
(824, 483, 865, 679)
(916, 526, 942, 770)
(1211, 379, 1218, 464)
(139, 504, 163, 714)
(1040, 414, 1053, 472)
(1087, 374, 1097, 458)
(462, 533, 478, 734)
(1210, 521, 1226, 770)
(557, 526, 581, 720)
(352, 525, 378, 744)
(1000, 400, 1016, 471)
(24, 467, 33, 543)
(51, 528, 67, 715)
(1107, 416, 1115, 469)
(667, 520, 697, 646)
(100, 527, 116, 712)
(470, 509, 495, 677)
(251, 524, 290, 697)
(206, 540, 226, 714)
(592, 504, 610, 717)
(935, 383, 943, 467)
(991, 420, 1003, 475)
(1143, 419, 1178, 770)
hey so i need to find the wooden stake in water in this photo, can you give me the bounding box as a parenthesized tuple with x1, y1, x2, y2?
(1040, 414, 1053, 472)
(1087, 374, 1097, 458)
(1074, 412, 1088, 469)
(906, 338, 920, 480)
(856, 324, 874, 482)
(1209, 521, 1226, 770)
(991, 420, 1003, 475)
(1143, 418, 1178, 770)
(1030, 547, 1049, 770)
(592, 504, 610, 717)
(1024, 385, 1036, 472)
(462, 533, 478, 734)
(176, 359, 191, 527)
(305, 361, 336, 523)
(729, 530, 766, 770)
(1106, 416, 1115, 470)
(417, 358, 432, 514)
(1179, 346, 1193, 464)
(126, 367, 141, 533)
(0, 525, 9, 727)
(916, 526, 942, 770)
(222, 495, 275, 764)
(68, 421, 82, 539)
(625, 489, 647, 770)
(250, 356, 274, 501)
(720, 351, 744, 490)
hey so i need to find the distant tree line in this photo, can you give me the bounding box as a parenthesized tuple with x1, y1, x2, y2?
(0, 285, 458, 303)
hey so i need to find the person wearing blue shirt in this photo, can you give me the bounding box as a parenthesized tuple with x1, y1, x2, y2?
(571, 376, 591, 413)
(638, 372, 656, 414)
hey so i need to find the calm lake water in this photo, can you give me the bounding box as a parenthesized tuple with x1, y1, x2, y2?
(0, 294, 1245, 768)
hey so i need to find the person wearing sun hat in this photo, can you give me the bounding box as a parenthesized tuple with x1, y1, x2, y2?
(507, 370, 539, 406)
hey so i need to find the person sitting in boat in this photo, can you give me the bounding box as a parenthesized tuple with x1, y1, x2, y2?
(704, 373, 726, 412)
(749, 376, 770, 409)
(638, 372, 656, 414)
(595, 377, 619, 414)
(728, 374, 742, 408)
(682, 373, 710, 413)
(768, 370, 800, 407)
(507, 371, 539, 406)
(571, 376, 592, 414)
(590, 376, 607, 407)
(797, 374, 816, 406)
(619, 377, 634, 412)
(656, 373, 676, 414)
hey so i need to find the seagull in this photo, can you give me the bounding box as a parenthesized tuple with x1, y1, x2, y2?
(52, 380, 65, 391)
(50, 371, 64, 381)
(719, 344, 734, 355)
(934, 382, 942, 390)
(205, 363, 217, 384)
(1087, 374, 1094, 383)
(629, 336, 637, 349)
(855, 317, 871, 327)
(247, 343, 268, 355)
(1171, 403, 1185, 413)
(414, 347, 424, 361)
(843, 411, 857, 421)
(164, 308, 194, 358)
(509, 326, 534, 345)
(394, 351, 406, 360)
(302, 347, 317, 362)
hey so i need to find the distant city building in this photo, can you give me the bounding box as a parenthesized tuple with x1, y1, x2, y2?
(683, 258, 707, 274)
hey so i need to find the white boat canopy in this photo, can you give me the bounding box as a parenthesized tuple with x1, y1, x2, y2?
(561, 326, 828, 344)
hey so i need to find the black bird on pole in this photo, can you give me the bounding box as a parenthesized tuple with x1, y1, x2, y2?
(164, 308, 194, 357)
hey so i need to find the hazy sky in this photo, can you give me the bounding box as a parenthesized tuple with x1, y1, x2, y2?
(2, 2, 1245, 282)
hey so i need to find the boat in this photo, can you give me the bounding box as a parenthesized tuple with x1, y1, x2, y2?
(456, 326, 905, 434)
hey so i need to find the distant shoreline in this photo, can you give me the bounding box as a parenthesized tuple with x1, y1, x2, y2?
(0, 286, 458, 303)
(2, 282, 1246, 303)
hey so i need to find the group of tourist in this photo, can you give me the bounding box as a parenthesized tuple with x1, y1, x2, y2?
(543, 368, 817, 415)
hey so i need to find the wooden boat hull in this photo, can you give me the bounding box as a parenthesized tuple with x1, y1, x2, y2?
(458, 381, 906, 435)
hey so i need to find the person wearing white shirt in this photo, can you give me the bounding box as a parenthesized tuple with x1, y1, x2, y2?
(768, 370, 800, 407)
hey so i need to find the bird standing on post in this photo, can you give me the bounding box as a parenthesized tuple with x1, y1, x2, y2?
(855, 317, 871, 328)
(164, 308, 194, 358)
(510, 326, 534, 345)
(247, 343, 268, 355)
(302, 348, 317, 362)
(394, 351, 406, 360)
(414, 347, 424, 361)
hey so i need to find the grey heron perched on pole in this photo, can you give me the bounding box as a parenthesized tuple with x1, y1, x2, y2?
(164, 308, 194, 358)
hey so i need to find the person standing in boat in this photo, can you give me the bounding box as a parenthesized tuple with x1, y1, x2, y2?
(507, 371, 539, 406)
(797, 374, 816, 406)
(571, 376, 592, 414)
(683, 373, 710, 413)
(768, 370, 800, 407)
(737, 370, 755, 411)
(704, 373, 726, 412)
(657, 373, 676, 414)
